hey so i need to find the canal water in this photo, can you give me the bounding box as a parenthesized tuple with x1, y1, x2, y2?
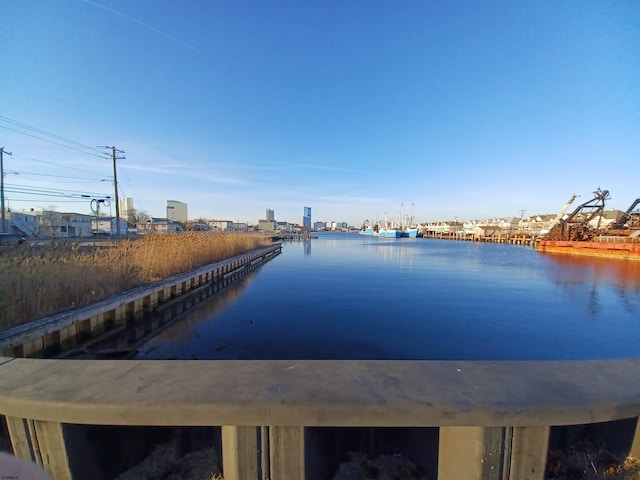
(135, 233, 640, 361)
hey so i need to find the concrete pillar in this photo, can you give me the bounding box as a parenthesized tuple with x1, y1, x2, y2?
(221, 426, 258, 480)
(438, 426, 506, 480)
(509, 426, 549, 480)
(5, 416, 32, 460)
(629, 417, 640, 458)
(269, 426, 305, 480)
(5, 416, 72, 480)
(439, 426, 549, 480)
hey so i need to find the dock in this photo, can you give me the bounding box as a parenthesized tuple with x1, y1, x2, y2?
(420, 231, 540, 247)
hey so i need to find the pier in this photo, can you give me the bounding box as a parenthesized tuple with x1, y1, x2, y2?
(275, 230, 316, 241)
(420, 230, 540, 247)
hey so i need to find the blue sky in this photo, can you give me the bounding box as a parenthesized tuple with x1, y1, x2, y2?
(1, 0, 638, 226)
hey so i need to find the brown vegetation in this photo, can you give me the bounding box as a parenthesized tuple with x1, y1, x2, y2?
(547, 441, 640, 480)
(0, 232, 271, 330)
(114, 443, 222, 480)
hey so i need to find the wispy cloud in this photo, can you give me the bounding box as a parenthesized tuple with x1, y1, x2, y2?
(81, 0, 204, 53)
(272, 161, 399, 181)
(317, 194, 387, 204)
(123, 161, 247, 186)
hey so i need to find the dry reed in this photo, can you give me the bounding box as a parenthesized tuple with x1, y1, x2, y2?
(0, 232, 271, 330)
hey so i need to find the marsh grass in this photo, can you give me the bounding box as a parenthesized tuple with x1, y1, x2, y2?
(0, 232, 271, 330)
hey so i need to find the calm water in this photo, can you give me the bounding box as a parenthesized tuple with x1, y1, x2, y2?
(136, 233, 640, 361)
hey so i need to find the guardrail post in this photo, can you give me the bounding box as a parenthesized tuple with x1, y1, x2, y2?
(438, 426, 507, 480)
(630, 417, 640, 457)
(5, 417, 32, 459)
(269, 426, 305, 480)
(439, 426, 548, 480)
(509, 426, 549, 480)
(221, 425, 259, 480)
(5, 416, 72, 480)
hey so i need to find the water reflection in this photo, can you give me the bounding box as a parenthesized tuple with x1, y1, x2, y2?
(543, 254, 640, 316)
(543, 254, 640, 291)
(135, 234, 640, 361)
(359, 238, 417, 268)
(136, 273, 255, 359)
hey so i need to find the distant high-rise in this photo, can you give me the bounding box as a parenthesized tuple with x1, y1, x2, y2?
(266, 209, 275, 221)
(303, 206, 311, 229)
(119, 197, 134, 223)
(166, 200, 188, 223)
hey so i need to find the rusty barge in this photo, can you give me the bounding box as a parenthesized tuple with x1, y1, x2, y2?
(535, 189, 640, 261)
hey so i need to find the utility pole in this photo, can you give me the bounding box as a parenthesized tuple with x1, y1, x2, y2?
(0, 147, 12, 233)
(105, 146, 125, 240)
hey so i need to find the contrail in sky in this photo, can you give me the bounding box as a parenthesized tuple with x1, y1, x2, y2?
(81, 0, 204, 53)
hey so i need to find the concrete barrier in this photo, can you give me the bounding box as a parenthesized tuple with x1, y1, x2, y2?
(1, 357, 640, 479)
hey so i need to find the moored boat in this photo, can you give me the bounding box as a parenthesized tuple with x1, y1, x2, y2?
(375, 227, 402, 238)
(360, 214, 403, 238)
(401, 226, 419, 238)
(399, 203, 419, 237)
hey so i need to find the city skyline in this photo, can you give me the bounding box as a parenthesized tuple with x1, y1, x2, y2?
(1, 1, 638, 226)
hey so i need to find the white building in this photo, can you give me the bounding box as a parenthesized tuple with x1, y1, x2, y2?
(137, 218, 184, 235)
(8, 210, 41, 237)
(166, 200, 188, 223)
(265, 209, 275, 222)
(92, 217, 129, 236)
(258, 220, 276, 231)
(232, 222, 248, 232)
(60, 213, 94, 237)
(119, 197, 135, 223)
(8, 210, 118, 238)
(209, 220, 233, 231)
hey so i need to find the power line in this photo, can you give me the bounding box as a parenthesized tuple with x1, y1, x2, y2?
(5, 198, 98, 204)
(1, 119, 132, 225)
(118, 164, 133, 190)
(4, 185, 112, 199)
(0, 115, 108, 159)
(10, 153, 109, 177)
(0, 125, 110, 160)
(9, 170, 108, 182)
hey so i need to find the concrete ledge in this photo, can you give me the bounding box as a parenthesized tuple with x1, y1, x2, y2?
(2, 358, 639, 480)
(1, 358, 640, 428)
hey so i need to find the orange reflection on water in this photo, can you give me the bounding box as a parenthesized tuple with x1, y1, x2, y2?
(543, 253, 640, 291)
